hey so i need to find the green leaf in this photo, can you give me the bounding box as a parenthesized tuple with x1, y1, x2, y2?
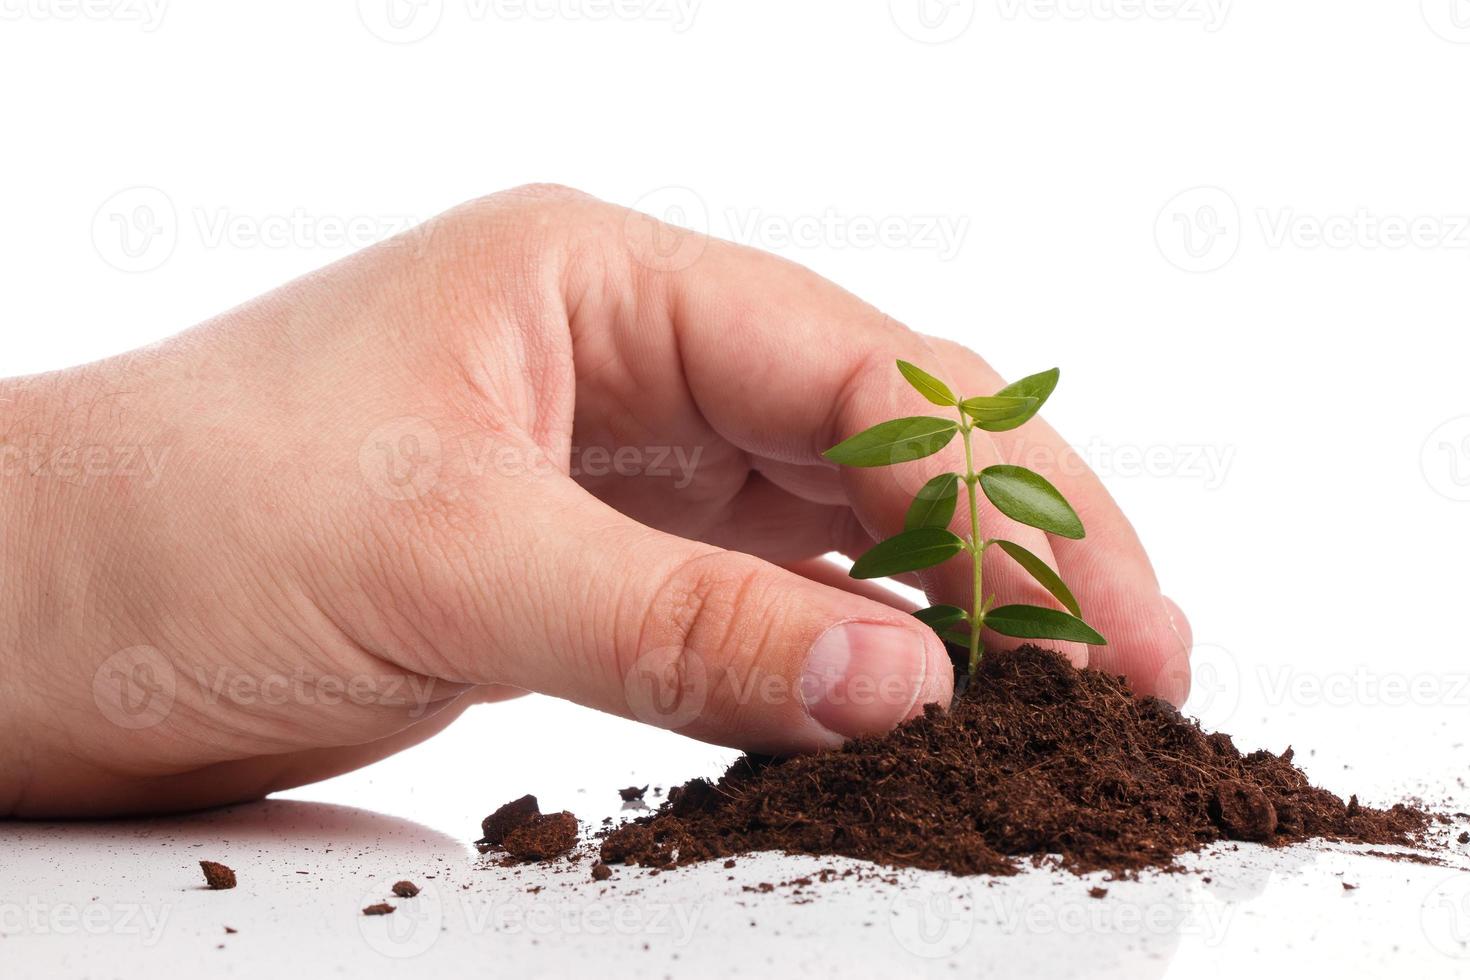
(896, 361, 957, 407)
(985, 604, 1106, 645)
(850, 528, 966, 579)
(992, 540, 1081, 617)
(958, 395, 1039, 429)
(913, 604, 968, 630)
(904, 473, 960, 530)
(978, 465, 1085, 539)
(985, 368, 1060, 432)
(823, 417, 959, 468)
(942, 625, 972, 647)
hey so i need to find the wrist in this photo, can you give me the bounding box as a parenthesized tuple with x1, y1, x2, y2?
(0, 374, 52, 815)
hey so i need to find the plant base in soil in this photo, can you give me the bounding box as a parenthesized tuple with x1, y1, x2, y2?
(600, 646, 1429, 877)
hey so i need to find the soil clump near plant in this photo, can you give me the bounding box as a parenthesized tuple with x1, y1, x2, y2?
(601, 646, 1430, 877)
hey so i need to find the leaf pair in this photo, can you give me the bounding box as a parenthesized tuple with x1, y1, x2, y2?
(913, 601, 1104, 646)
(822, 364, 1060, 468)
(895, 361, 1059, 432)
(900, 464, 1084, 541)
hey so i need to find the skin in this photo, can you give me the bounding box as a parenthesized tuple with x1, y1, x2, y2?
(0, 185, 1192, 818)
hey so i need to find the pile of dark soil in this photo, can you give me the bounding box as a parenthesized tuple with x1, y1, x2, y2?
(601, 646, 1430, 877)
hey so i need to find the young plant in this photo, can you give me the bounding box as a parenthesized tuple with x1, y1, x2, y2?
(823, 361, 1105, 685)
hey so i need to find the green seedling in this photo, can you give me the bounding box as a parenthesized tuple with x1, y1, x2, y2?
(823, 360, 1105, 685)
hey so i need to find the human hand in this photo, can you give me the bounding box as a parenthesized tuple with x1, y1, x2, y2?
(0, 185, 1191, 817)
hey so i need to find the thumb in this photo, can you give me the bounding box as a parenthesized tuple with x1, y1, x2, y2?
(413, 483, 953, 754)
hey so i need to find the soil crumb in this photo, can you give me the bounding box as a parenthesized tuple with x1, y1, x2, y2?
(602, 646, 1430, 877)
(619, 785, 650, 802)
(199, 861, 237, 890)
(504, 811, 580, 861)
(480, 795, 540, 847)
(362, 903, 395, 916)
(391, 880, 420, 898)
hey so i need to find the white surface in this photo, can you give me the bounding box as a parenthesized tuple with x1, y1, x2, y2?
(3, 695, 1469, 978)
(5, 2, 1470, 978)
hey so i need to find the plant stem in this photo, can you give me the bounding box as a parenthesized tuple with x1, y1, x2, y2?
(959, 415, 985, 676)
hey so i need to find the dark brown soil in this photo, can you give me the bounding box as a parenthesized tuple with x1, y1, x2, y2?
(591, 862, 613, 881)
(362, 903, 395, 916)
(503, 811, 580, 861)
(619, 785, 649, 802)
(391, 880, 419, 898)
(199, 861, 236, 890)
(601, 646, 1430, 877)
(479, 794, 540, 846)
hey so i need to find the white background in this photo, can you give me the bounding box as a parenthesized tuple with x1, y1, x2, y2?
(3, 2, 1470, 977)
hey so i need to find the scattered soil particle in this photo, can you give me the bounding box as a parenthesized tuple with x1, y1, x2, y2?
(601, 646, 1431, 877)
(619, 785, 650, 802)
(1458, 831, 1469, 845)
(1342, 882, 1358, 890)
(362, 903, 395, 916)
(1088, 887, 1108, 898)
(391, 881, 420, 898)
(199, 861, 236, 890)
(503, 811, 580, 861)
(224, 926, 237, 934)
(1359, 849, 1444, 866)
(591, 863, 613, 882)
(480, 795, 541, 847)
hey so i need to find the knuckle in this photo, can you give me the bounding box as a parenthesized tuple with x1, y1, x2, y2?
(637, 550, 770, 660)
(628, 550, 791, 729)
(467, 184, 603, 232)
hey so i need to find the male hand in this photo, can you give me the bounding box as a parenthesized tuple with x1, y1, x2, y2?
(0, 185, 1191, 817)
